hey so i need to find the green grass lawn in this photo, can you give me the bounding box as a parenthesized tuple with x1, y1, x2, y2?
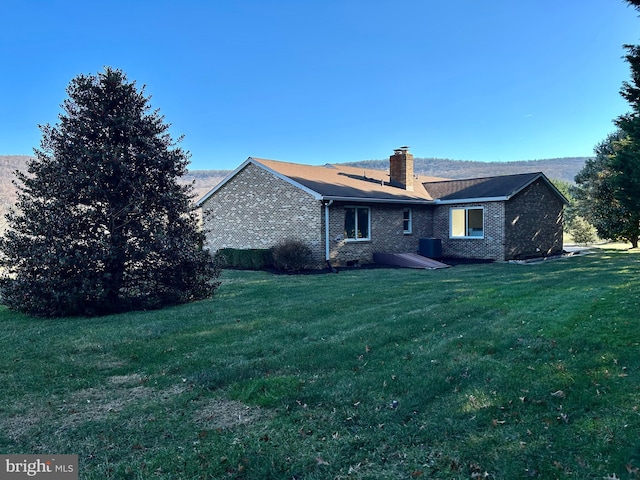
(1, 247, 639, 479)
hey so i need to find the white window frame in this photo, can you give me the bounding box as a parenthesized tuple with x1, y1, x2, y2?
(450, 206, 484, 239)
(403, 207, 412, 234)
(344, 206, 371, 241)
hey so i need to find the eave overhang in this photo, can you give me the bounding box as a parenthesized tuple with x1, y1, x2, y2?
(433, 196, 509, 205)
(320, 196, 434, 205)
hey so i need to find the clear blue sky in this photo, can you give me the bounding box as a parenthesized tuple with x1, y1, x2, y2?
(1, 0, 638, 170)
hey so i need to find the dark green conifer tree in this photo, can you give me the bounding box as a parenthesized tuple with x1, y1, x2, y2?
(572, 1, 640, 248)
(611, 41, 640, 246)
(572, 131, 640, 246)
(606, 0, 640, 247)
(0, 67, 219, 317)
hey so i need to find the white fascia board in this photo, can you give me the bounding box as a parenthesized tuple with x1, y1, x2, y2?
(434, 196, 509, 205)
(324, 196, 433, 204)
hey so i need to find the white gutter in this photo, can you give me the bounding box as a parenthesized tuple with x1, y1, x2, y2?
(433, 196, 509, 205)
(322, 196, 433, 205)
(324, 200, 333, 261)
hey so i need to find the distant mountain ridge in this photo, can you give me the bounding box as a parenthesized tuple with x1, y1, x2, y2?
(0, 156, 230, 218)
(342, 157, 588, 183)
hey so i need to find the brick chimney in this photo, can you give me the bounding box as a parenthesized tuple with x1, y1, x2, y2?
(389, 146, 414, 191)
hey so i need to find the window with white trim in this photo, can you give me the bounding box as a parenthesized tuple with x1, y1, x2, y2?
(403, 208, 412, 234)
(344, 206, 370, 241)
(450, 207, 484, 238)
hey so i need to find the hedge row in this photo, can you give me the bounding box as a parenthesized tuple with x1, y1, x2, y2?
(215, 239, 314, 272)
(215, 248, 273, 270)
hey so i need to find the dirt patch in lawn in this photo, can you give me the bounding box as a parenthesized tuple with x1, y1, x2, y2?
(194, 399, 269, 430)
(3, 374, 266, 446)
(2, 376, 188, 442)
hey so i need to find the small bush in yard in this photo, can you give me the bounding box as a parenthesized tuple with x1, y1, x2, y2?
(567, 216, 598, 246)
(271, 239, 313, 272)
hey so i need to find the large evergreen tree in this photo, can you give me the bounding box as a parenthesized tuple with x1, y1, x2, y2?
(0, 67, 219, 317)
(572, 131, 640, 246)
(606, 0, 640, 245)
(572, 0, 640, 248)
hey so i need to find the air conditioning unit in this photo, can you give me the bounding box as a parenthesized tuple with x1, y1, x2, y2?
(419, 238, 442, 259)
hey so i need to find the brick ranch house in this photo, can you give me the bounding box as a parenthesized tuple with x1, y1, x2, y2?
(196, 148, 568, 268)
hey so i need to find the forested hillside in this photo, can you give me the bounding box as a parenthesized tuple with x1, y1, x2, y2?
(344, 157, 587, 182)
(0, 156, 228, 199)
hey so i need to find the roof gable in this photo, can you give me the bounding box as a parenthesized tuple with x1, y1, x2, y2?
(196, 157, 325, 206)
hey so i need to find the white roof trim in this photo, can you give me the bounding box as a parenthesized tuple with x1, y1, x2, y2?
(195, 157, 323, 206)
(323, 196, 433, 204)
(434, 196, 509, 205)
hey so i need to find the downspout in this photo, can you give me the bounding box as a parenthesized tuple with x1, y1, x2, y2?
(324, 200, 336, 271)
